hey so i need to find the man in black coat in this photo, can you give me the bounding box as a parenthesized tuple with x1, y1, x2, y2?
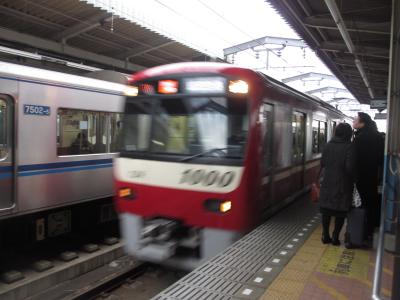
(353, 112, 384, 243)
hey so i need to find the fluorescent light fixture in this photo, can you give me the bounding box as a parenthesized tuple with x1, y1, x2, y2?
(0, 45, 102, 72)
(0, 46, 42, 60)
(66, 62, 102, 72)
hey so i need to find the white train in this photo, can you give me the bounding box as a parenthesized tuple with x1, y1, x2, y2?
(0, 62, 125, 240)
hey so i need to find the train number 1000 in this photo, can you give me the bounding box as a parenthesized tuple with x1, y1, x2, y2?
(180, 169, 235, 187)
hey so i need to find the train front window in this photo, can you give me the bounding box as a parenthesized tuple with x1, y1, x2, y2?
(121, 97, 248, 160)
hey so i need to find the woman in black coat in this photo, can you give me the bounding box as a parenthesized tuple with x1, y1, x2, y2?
(319, 123, 356, 245)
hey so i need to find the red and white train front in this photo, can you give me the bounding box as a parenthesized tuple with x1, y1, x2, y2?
(114, 63, 263, 269)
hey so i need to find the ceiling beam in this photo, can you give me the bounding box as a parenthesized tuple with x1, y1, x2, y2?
(52, 12, 112, 42)
(334, 58, 388, 71)
(123, 41, 176, 59)
(0, 26, 143, 71)
(0, 5, 129, 53)
(344, 70, 388, 79)
(0, 5, 187, 66)
(0, 5, 64, 31)
(320, 41, 389, 59)
(303, 16, 390, 35)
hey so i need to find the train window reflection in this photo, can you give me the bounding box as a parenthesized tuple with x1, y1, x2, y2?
(57, 108, 120, 156)
(292, 112, 306, 164)
(0, 99, 7, 159)
(312, 119, 327, 154)
(110, 113, 123, 152)
(262, 103, 274, 172)
(121, 97, 248, 159)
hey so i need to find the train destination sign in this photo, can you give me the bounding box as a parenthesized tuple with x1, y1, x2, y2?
(24, 104, 51, 116)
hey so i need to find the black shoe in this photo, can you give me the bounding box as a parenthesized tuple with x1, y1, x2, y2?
(322, 236, 332, 244)
(345, 242, 355, 249)
(362, 239, 373, 249)
(331, 239, 341, 246)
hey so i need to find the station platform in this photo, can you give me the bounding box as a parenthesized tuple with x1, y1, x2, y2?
(153, 195, 394, 300)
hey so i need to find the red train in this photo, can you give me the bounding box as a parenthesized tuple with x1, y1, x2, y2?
(114, 62, 348, 269)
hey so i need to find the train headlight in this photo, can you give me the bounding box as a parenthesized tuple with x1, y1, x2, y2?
(119, 187, 135, 199)
(124, 86, 139, 97)
(204, 199, 232, 213)
(219, 201, 232, 213)
(228, 80, 248, 94)
(158, 80, 179, 94)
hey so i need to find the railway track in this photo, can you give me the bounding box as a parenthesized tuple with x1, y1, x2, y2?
(68, 260, 149, 300)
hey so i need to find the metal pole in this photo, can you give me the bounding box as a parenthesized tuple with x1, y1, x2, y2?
(390, 0, 400, 297)
(373, 0, 400, 299)
(372, 152, 387, 300)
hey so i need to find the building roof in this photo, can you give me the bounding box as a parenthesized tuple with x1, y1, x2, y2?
(0, 0, 213, 75)
(267, 0, 391, 104)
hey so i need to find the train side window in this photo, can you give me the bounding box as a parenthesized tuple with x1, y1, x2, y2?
(319, 121, 327, 151)
(292, 112, 306, 163)
(312, 119, 327, 154)
(312, 120, 319, 154)
(0, 99, 7, 159)
(262, 103, 274, 172)
(57, 109, 107, 155)
(110, 113, 123, 152)
(331, 121, 337, 136)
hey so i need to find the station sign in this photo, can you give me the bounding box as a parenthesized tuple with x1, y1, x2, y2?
(370, 99, 387, 110)
(374, 113, 387, 120)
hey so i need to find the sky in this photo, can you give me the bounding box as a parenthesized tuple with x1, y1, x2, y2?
(84, 0, 386, 131)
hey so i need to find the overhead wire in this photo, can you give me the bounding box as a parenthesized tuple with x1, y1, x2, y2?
(195, 0, 289, 65)
(153, 0, 271, 64)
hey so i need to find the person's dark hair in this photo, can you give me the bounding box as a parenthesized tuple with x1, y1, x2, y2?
(358, 112, 375, 130)
(335, 122, 353, 141)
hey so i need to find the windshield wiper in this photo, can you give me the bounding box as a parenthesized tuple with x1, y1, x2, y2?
(180, 147, 234, 162)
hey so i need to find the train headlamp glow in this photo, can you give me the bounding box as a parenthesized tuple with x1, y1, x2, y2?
(184, 77, 226, 93)
(158, 80, 179, 94)
(124, 86, 138, 97)
(119, 187, 132, 198)
(204, 199, 232, 213)
(219, 201, 232, 213)
(228, 80, 249, 94)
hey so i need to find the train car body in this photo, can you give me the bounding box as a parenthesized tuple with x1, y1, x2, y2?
(114, 62, 348, 270)
(0, 62, 125, 230)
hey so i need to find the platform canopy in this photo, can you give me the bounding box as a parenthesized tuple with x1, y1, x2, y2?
(0, 0, 213, 74)
(267, 0, 391, 104)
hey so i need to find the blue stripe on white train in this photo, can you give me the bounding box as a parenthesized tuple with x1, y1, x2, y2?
(0, 159, 113, 178)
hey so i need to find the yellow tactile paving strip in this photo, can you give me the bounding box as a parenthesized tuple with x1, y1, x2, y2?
(260, 226, 394, 300)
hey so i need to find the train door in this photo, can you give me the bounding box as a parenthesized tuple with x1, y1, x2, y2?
(261, 103, 274, 209)
(0, 96, 14, 211)
(291, 111, 306, 192)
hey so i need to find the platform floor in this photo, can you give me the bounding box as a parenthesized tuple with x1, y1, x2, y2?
(261, 225, 394, 300)
(153, 195, 394, 300)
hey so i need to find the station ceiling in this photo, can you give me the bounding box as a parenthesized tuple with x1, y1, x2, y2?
(0, 0, 211, 74)
(268, 0, 391, 104)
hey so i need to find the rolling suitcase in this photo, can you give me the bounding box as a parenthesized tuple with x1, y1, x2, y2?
(346, 207, 366, 247)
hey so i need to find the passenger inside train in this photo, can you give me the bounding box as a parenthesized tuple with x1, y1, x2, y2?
(70, 132, 93, 155)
